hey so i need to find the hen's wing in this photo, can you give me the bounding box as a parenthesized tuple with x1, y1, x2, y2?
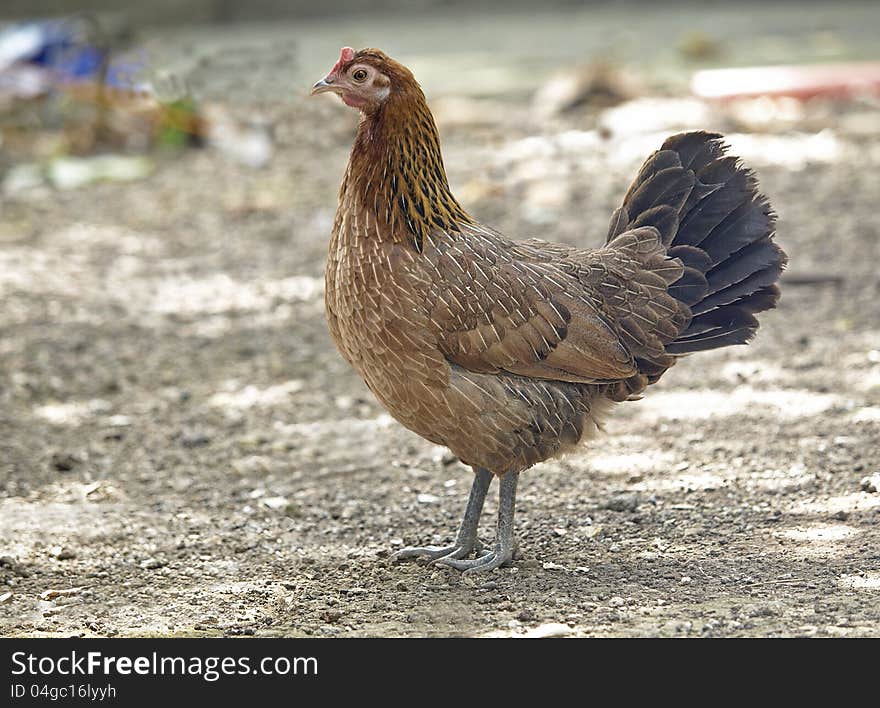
(423, 225, 683, 384)
(518, 228, 690, 373)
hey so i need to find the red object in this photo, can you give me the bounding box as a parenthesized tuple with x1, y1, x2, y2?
(692, 62, 880, 100)
(329, 46, 356, 77)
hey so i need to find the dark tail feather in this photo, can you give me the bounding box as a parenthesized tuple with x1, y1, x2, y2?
(610, 131, 787, 358)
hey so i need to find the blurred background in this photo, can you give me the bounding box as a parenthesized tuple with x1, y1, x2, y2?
(2, 2, 879, 638)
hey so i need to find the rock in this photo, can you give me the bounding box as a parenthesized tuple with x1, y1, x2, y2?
(262, 496, 289, 510)
(232, 456, 272, 475)
(140, 558, 166, 570)
(180, 431, 211, 448)
(440, 451, 458, 466)
(50, 451, 79, 472)
(741, 602, 781, 618)
(334, 395, 354, 410)
(40, 587, 82, 601)
(49, 546, 77, 560)
(523, 623, 572, 638)
(860, 475, 879, 493)
(603, 494, 640, 513)
(0, 556, 26, 576)
(320, 610, 343, 623)
(195, 616, 220, 630)
(542, 561, 566, 571)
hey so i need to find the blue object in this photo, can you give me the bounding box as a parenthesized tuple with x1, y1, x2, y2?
(0, 19, 140, 89)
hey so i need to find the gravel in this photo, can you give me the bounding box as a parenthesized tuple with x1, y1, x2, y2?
(2, 5, 880, 638)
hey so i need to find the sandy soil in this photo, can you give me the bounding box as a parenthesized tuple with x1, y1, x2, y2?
(2, 5, 880, 637)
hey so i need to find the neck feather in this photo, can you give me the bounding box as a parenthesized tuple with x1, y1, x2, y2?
(341, 85, 471, 251)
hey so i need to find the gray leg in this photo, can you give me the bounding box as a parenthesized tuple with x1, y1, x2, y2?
(393, 467, 493, 563)
(435, 470, 518, 574)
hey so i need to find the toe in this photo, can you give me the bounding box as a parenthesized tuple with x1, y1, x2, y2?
(460, 549, 514, 575)
(435, 553, 494, 571)
(393, 545, 454, 562)
(433, 557, 475, 571)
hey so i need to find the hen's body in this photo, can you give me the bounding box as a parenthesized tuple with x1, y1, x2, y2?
(315, 48, 786, 572)
(327, 216, 620, 474)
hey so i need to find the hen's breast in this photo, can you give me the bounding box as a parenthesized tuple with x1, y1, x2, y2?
(325, 212, 449, 419)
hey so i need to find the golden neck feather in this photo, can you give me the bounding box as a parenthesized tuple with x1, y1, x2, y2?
(341, 83, 472, 252)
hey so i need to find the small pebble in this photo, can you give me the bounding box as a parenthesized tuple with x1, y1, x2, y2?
(50, 452, 79, 472)
(860, 475, 879, 493)
(49, 546, 76, 560)
(180, 431, 211, 448)
(603, 494, 639, 513)
(321, 610, 343, 623)
(40, 588, 81, 601)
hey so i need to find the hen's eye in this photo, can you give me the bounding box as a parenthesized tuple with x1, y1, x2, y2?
(352, 69, 368, 82)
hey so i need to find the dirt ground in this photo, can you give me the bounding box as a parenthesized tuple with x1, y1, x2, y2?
(2, 4, 880, 637)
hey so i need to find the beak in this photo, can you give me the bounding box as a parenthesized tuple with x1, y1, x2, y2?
(310, 77, 337, 96)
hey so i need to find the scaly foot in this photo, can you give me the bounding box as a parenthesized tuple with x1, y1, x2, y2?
(436, 470, 519, 575)
(392, 538, 485, 563)
(434, 543, 513, 574)
(392, 467, 493, 566)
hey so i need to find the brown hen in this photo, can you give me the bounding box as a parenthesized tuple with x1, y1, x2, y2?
(311, 48, 787, 573)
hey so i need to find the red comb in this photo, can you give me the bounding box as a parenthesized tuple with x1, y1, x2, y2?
(329, 47, 356, 76)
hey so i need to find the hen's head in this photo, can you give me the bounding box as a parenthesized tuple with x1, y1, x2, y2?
(310, 47, 416, 111)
